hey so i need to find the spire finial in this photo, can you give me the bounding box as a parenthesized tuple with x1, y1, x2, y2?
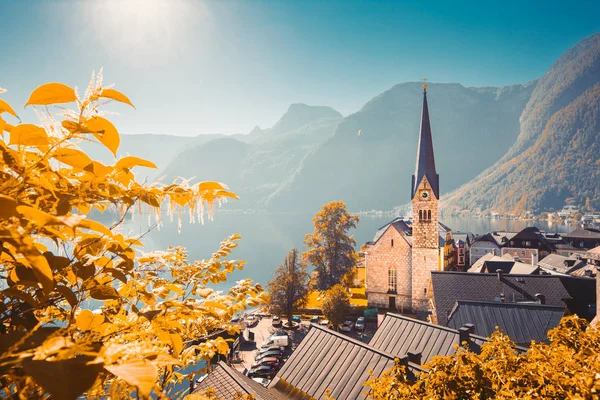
(422, 77, 428, 93)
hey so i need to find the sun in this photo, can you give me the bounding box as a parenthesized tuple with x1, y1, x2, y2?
(83, 0, 201, 62)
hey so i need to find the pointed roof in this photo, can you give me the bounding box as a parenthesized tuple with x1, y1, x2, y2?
(412, 85, 439, 199)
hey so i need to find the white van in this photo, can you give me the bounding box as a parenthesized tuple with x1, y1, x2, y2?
(261, 334, 289, 349)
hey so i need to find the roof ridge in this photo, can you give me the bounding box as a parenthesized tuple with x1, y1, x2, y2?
(310, 324, 423, 371)
(384, 312, 462, 334)
(455, 300, 567, 310)
(217, 360, 271, 398)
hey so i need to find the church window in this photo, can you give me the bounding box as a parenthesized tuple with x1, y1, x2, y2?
(427, 210, 431, 221)
(388, 268, 397, 292)
(391, 239, 394, 247)
(419, 210, 423, 221)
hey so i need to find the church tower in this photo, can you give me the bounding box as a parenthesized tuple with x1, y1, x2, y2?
(411, 82, 440, 313)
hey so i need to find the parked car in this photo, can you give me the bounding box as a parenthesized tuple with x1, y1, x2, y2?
(246, 315, 259, 327)
(355, 317, 365, 331)
(319, 319, 329, 326)
(258, 345, 286, 355)
(272, 316, 282, 326)
(339, 320, 353, 332)
(310, 316, 319, 324)
(251, 357, 282, 369)
(256, 349, 285, 361)
(247, 365, 277, 379)
(291, 315, 301, 324)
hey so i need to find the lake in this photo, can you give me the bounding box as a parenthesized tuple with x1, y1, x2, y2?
(122, 211, 575, 290)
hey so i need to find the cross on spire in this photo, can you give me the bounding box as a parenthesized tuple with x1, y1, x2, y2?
(422, 77, 428, 93)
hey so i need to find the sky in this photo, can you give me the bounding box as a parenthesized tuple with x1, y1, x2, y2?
(1, 0, 600, 136)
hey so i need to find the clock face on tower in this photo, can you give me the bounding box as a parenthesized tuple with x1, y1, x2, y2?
(420, 190, 430, 200)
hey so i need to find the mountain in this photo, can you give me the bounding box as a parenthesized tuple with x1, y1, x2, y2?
(161, 104, 343, 207)
(443, 33, 600, 214)
(80, 133, 198, 181)
(266, 81, 535, 212)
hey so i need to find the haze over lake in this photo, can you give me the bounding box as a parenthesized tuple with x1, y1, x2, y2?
(122, 211, 573, 290)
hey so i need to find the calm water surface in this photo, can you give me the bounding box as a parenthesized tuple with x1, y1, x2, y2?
(122, 212, 574, 290)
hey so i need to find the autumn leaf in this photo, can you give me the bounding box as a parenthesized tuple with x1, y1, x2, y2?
(115, 155, 157, 170)
(22, 356, 104, 400)
(25, 83, 77, 106)
(51, 148, 93, 169)
(56, 285, 78, 308)
(86, 116, 120, 157)
(76, 310, 104, 331)
(90, 285, 119, 300)
(100, 88, 135, 109)
(76, 218, 113, 237)
(8, 124, 49, 146)
(0, 98, 18, 118)
(105, 360, 157, 397)
(0, 195, 18, 218)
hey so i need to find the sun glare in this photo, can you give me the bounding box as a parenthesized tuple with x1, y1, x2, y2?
(83, 0, 201, 62)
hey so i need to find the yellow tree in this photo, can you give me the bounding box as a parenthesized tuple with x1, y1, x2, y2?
(0, 73, 266, 399)
(321, 284, 350, 331)
(364, 316, 600, 399)
(267, 248, 310, 325)
(303, 201, 358, 291)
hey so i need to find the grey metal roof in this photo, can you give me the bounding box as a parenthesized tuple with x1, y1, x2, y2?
(369, 313, 486, 365)
(412, 88, 439, 199)
(430, 271, 572, 326)
(447, 300, 565, 346)
(194, 361, 285, 400)
(563, 227, 600, 239)
(272, 324, 421, 400)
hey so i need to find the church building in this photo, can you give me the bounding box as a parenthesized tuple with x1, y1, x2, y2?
(364, 83, 451, 314)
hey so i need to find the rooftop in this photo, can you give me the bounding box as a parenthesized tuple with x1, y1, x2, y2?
(447, 300, 565, 346)
(194, 361, 284, 400)
(271, 324, 421, 400)
(369, 313, 487, 364)
(430, 271, 573, 326)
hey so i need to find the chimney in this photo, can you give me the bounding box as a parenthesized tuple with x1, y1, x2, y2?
(463, 323, 475, 333)
(458, 326, 470, 345)
(407, 350, 422, 365)
(496, 269, 503, 281)
(532, 252, 538, 266)
(535, 293, 546, 304)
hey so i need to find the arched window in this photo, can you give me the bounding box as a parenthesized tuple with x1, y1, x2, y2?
(388, 267, 397, 292)
(391, 239, 394, 247)
(419, 210, 423, 221)
(427, 210, 431, 221)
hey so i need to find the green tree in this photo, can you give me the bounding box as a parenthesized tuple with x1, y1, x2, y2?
(0, 74, 266, 399)
(364, 316, 600, 399)
(322, 284, 350, 331)
(267, 248, 310, 325)
(304, 201, 359, 291)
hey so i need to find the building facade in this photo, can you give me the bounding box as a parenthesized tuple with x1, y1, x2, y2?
(365, 84, 442, 314)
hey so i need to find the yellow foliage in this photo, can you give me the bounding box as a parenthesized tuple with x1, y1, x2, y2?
(24, 82, 77, 106)
(365, 316, 600, 399)
(0, 72, 264, 399)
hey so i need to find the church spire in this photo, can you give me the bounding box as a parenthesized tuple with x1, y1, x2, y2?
(411, 80, 439, 199)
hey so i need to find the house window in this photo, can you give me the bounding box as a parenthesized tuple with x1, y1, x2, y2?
(388, 268, 397, 292)
(521, 250, 526, 256)
(580, 242, 584, 248)
(525, 241, 531, 247)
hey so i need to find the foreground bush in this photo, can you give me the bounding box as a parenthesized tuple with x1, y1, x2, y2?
(365, 315, 600, 399)
(0, 73, 265, 399)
